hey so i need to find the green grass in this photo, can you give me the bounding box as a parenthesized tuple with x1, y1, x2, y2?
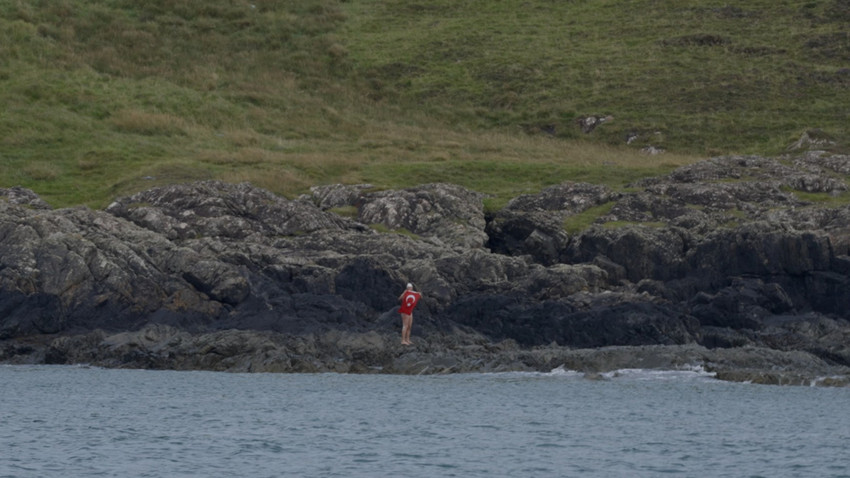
(792, 190, 850, 206)
(563, 202, 616, 234)
(602, 221, 668, 230)
(1, 0, 849, 208)
(328, 205, 359, 218)
(344, 0, 850, 153)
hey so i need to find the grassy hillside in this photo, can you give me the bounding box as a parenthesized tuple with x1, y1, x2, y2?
(345, 0, 850, 153)
(1, 0, 848, 208)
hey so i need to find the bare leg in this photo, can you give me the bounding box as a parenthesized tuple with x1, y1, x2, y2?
(401, 314, 413, 345)
(400, 314, 407, 344)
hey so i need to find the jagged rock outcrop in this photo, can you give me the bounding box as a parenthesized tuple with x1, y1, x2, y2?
(486, 182, 616, 265)
(0, 186, 51, 210)
(4, 153, 850, 385)
(106, 180, 367, 240)
(308, 182, 488, 249)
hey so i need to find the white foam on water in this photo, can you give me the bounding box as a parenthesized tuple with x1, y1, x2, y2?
(476, 367, 583, 380)
(545, 364, 585, 378)
(599, 365, 717, 381)
(810, 375, 850, 387)
(536, 364, 718, 382)
(492, 364, 718, 382)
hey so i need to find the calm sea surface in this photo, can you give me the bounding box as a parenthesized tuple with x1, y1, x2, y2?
(1, 365, 848, 478)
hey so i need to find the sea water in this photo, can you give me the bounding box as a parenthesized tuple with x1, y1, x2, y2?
(1, 365, 848, 478)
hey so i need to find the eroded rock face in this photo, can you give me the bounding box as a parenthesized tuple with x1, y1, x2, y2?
(3, 153, 850, 384)
(486, 182, 616, 265)
(0, 203, 224, 337)
(107, 181, 366, 240)
(359, 183, 488, 249)
(303, 182, 489, 248)
(565, 226, 689, 282)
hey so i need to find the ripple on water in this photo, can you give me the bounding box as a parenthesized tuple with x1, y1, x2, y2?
(1, 366, 849, 478)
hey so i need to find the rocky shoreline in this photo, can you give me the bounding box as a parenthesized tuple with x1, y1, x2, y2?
(4, 324, 848, 387)
(3, 153, 850, 386)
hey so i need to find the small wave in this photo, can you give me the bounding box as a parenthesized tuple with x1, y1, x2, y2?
(809, 375, 850, 387)
(544, 364, 585, 378)
(599, 366, 716, 381)
(541, 364, 717, 381)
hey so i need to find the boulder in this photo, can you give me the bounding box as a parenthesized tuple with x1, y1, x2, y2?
(357, 183, 488, 249)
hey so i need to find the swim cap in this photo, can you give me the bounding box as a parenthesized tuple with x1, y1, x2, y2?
(406, 283, 413, 289)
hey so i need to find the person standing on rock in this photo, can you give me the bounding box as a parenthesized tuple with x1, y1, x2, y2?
(398, 283, 421, 345)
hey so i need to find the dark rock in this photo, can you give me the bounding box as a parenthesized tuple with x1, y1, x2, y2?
(5, 152, 850, 385)
(565, 225, 689, 282)
(486, 211, 570, 265)
(486, 181, 616, 264)
(689, 222, 832, 277)
(689, 278, 794, 329)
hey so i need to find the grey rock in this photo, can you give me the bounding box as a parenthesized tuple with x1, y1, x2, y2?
(503, 182, 615, 213)
(0, 186, 52, 210)
(358, 183, 488, 249)
(5, 151, 850, 386)
(107, 180, 365, 240)
(308, 183, 375, 210)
